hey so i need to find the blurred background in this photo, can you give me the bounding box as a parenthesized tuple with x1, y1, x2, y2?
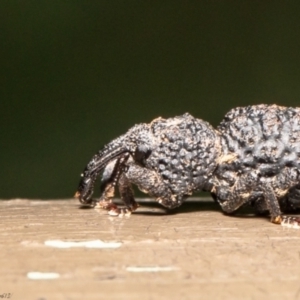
(1, 1, 300, 199)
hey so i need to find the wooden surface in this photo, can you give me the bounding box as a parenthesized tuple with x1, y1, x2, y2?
(1, 198, 300, 300)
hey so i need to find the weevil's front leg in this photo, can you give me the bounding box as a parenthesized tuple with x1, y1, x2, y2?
(95, 155, 139, 216)
(117, 173, 139, 215)
(94, 154, 129, 214)
(124, 163, 183, 209)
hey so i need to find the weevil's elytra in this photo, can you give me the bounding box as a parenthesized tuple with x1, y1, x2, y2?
(75, 104, 300, 227)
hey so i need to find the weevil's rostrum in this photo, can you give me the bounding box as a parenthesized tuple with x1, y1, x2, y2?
(75, 104, 300, 227)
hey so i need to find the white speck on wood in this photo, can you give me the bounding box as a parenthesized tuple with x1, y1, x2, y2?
(126, 266, 179, 272)
(44, 239, 122, 249)
(27, 272, 60, 280)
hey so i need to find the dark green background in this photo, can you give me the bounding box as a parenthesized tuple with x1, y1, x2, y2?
(1, 1, 300, 199)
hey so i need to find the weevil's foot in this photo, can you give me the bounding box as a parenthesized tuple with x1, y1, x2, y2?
(108, 207, 133, 217)
(108, 203, 140, 217)
(94, 199, 117, 210)
(95, 200, 139, 217)
(271, 215, 283, 225)
(280, 215, 300, 229)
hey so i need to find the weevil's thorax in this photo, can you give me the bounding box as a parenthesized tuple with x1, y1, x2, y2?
(144, 113, 222, 196)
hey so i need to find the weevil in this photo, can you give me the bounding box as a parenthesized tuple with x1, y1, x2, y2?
(75, 104, 300, 227)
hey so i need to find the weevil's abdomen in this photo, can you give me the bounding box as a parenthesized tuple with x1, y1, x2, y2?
(216, 104, 300, 207)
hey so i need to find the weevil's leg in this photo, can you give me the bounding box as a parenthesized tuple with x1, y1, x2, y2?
(116, 173, 139, 215)
(282, 185, 300, 213)
(261, 183, 283, 224)
(94, 154, 130, 214)
(211, 169, 259, 214)
(93, 159, 120, 210)
(252, 196, 269, 215)
(213, 171, 260, 214)
(213, 185, 251, 214)
(215, 176, 281, 218)
(124, 163, 182, 209)
(215, 192, 250, 214)
(215, 177, 300, 227)
(261, 183, 300, 227)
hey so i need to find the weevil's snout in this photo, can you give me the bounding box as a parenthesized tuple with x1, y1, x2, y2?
(74, 173, 96, 204)
(74, 133, 130, 204)
(74, 123, 152, 204)
(74, 190, 87, 203)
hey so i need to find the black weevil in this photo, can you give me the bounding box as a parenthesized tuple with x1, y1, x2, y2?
(75, 104, 300, 227)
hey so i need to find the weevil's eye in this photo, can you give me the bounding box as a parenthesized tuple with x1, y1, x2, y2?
(134, 145, 152, 166)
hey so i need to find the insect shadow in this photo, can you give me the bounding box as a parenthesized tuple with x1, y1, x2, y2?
(135, 199, 260, 217)
(78, 197, 267, 220)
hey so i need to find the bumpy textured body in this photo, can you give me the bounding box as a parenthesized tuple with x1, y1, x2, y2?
(75, 104, 300, 226)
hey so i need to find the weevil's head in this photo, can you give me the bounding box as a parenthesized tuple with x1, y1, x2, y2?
(74, 123, 153, 203)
